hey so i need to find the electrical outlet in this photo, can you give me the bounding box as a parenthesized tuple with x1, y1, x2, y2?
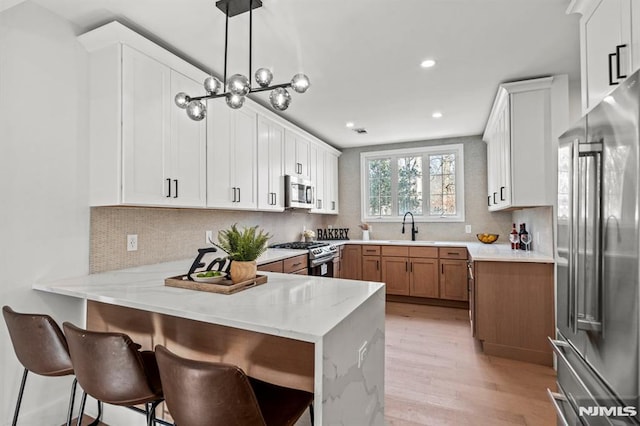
(127, 234, 138, 252)
(465, 225, 472, 234)
(357, 341, 368, 368)
(206, 230, 213, 244)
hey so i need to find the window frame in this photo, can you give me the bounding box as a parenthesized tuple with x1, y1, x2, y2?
(360, 144, 465, 223)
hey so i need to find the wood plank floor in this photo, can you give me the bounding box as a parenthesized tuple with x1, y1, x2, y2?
(385, 302, 557, 426)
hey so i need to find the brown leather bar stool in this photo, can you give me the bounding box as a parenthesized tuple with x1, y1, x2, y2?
(63, 322, 165, 426)
(2, 306, 102, 426)
(155, 345, 314, 426)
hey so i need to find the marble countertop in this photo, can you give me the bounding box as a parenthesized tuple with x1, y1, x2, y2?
(314, 240, 554, 263)
(33, 259, 385, 343)
(257, 248, 307, 265)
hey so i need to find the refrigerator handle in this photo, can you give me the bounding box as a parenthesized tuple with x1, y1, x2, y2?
(546, 389, 570, 426)
(576, 143, 604, 334)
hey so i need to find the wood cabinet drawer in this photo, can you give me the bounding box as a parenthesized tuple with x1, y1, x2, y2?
(283, 254, 308, 273)
(381, 245, 409, 257)
(408, 246, 438, 258)
(438, 247, 467, 260)
(293, 268, 309, 275)
(257, 260, 284, 273)
(361, 245, 381, 256)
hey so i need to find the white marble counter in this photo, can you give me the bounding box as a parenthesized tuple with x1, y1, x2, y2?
(319, 240, 554, 263)
(33, 259, 384, 342)
(257, 248, 307, 265)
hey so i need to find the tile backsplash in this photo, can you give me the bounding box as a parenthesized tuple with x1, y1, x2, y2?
(511, 206, 554, 257)
(90, 207, 328, 273)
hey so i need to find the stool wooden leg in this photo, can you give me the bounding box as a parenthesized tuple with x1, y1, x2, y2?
(11, 368, 29, 426)
(65, 378, 78, 426)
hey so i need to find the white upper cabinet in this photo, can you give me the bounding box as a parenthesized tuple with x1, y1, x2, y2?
(325, 151, 340, 214)
(80, 22, 339, 213)
(568, 0, 637, 112)
(483, 76, 569, 211)
(83, 38, 206, 208)
(310, 143, 325, 213)
(257, 114, 284, 211)
(284, 130, 311, 179)
(207, 101, 257, 210)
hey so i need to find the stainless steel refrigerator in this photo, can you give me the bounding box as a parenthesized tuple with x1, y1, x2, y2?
(553, 69, 640, 425)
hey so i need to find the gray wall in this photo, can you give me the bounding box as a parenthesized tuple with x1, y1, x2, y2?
(326, 135, 513, 241)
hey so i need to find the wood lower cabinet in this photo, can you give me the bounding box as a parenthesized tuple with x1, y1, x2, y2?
(341, 245, 362, 280)
(257, 261, 284, 273)
(475, 261, 554, 366)
(361, 245, 381, 282)
(381, 256, 410, 295)
(439, 259, 468, 301)
(410, 258, 439, 298)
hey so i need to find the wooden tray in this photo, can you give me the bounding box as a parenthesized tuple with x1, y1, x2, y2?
(164, 274, 268, 295)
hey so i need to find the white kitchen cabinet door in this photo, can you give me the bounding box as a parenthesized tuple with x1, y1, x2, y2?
(575, 0, 633, 111)
(121, 46, 171, 205)
(168, 70, 206, 207)
(284, 130, 311, 178)
(310, 144, 325, 213)
(326, 151, 339, 214)
(257, 115, 284, 211)
(207, 101, 257, 210)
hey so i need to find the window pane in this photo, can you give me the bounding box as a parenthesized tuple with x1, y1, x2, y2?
(368, 158, 391, 216)
(428, 153, 456, 216)
(398, 156, 423, 215)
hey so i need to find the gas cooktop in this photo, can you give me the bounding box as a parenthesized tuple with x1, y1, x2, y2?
(270, 241, 329, 250)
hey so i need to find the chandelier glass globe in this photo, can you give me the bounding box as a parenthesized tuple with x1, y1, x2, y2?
(204, 76, 223, 95)
(186, 100, 206, 121)
(174, 92, 190, 109)
(226, 93, 245, 109)
(290, 74, 310, 93)
(269, 87, 291, 111)
(255, 68, 273, 87)
(227, 74, 250, 96)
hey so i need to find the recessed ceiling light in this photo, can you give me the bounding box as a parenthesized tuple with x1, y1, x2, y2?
(420, 59, 436, 68)
(346, 122, 355, 128)
(432, 112, 443, 118)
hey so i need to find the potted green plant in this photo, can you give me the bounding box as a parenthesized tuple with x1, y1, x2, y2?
(214, 224, 271, 283)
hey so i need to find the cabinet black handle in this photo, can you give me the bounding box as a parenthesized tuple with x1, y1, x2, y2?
(332, 201, 336, 210)
(616, 44, 627, 79)
(232, 187, 237, 202)
(376, 260, 379, 271)
(441, 264, 444, 274)
(173, 179, 178, 198)
(609, 52, 618, 86)
(487, 195, 491, 207)
(493, 192, 497, 204)
(237, 187, 240, 203)
(500, 186, 505, 201)
(166, 178, 171, 198)
(410, 262, 413, 273)
(405, 261, 408, 272)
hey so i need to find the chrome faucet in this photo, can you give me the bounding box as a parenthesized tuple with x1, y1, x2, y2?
(401, 212, 418, 241)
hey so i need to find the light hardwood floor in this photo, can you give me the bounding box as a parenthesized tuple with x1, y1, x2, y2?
(385, 302, 557, 426)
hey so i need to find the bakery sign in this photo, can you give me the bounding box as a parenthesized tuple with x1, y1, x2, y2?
(316, 228, 350, 241)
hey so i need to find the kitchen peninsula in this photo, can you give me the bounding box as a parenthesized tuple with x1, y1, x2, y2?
(33, 259, 385, 425)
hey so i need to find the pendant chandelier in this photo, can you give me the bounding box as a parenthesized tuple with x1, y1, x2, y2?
(175, 0, 311, 121)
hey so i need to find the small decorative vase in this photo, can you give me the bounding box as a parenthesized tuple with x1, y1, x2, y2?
(230, 260, 257, 284)
(362, 230, 370, 241)
(305, 236, 313, 243)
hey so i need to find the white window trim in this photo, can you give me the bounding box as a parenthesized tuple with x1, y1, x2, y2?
(360, 144, 465, 223)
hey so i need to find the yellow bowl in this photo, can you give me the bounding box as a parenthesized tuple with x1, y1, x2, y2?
(476, 233, 499, 244)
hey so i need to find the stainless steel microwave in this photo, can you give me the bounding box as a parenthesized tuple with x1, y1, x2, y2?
(285, 175, 314, 209)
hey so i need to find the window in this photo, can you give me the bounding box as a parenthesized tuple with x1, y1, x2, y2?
(361, 144, 465, 222)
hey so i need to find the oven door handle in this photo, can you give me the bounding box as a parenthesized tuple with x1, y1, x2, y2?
(310, 256, 337, 267)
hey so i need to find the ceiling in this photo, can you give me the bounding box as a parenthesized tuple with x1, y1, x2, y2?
(27, 0, 580, 149)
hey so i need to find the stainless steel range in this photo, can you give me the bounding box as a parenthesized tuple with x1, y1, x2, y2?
(270, 241, 338, 277)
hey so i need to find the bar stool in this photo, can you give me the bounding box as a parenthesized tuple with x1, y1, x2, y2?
(63, 322, 164, 426)
(2, 306, 102, 426)
(155, 345, 314, 426)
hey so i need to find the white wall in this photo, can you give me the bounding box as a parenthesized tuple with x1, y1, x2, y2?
(0, 2, 90, 424)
